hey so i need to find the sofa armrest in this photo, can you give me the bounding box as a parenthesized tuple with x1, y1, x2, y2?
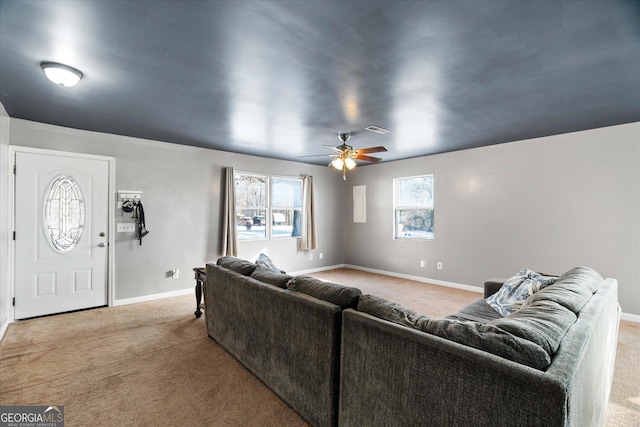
(484, 279, 506, 298)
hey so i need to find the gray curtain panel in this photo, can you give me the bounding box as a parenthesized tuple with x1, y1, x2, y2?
(222, 166, 237, 257)
(300, 175, 317, 251)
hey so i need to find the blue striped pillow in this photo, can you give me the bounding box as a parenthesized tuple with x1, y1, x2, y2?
(486, 269, 558, 316)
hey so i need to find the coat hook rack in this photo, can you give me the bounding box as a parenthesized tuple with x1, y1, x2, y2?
(118, 191, 143, 217)
(118, 190, 143, 203)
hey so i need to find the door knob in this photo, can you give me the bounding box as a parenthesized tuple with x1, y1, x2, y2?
(98, 243, 105, 247)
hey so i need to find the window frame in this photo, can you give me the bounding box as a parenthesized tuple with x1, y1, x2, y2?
(393, 174, 434, 241)
(234, 171, 303, 242)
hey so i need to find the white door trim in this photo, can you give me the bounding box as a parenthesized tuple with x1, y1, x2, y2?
(9, 146, 116, 321)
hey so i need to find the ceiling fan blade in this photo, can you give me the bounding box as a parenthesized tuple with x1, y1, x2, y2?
(299, 153, 339, 158)
(356, 154, 383, 162)
(356, 146, 387, 154)
(322, 144, 342, 152)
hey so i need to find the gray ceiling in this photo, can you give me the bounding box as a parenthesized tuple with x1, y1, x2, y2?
(1, 0, 639, 166)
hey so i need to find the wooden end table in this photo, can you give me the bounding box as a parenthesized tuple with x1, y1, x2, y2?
(193, 267, 206, 318)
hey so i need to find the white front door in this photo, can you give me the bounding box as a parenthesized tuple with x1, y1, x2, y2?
(14, 151, 110, 319)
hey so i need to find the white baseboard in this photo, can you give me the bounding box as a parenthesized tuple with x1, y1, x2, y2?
(343, 264, 483, 294)
(289, 264, 346, 276)
(620, 312, 640, 323)
(0, 317, 11, 343)
(113, 288, 193, 306)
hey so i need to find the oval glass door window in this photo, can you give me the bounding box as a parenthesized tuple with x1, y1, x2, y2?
(43, 176, 86, 253)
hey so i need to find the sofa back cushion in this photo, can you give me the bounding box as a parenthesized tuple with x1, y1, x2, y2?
(357, 294, 551, 370)
(217, 256, 258, 276)
(446, 298, 504, 323)
(483, 267, 603, 355)
(488, 299, 577, 355)
(289, 276, 362, 309)
(250, 267, 293, 289)
(525, 266, 603, 314)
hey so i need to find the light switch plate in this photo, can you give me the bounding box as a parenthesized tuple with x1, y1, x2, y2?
(117, 223, 135, 232)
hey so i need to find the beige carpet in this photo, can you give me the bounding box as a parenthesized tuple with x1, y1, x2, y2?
(0, 294, 308, 426)
(1, 268, 638, 426)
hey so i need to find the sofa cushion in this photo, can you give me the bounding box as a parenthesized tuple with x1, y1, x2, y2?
(357, 293, 425, 325)
(525, 266, 603, 314)
(250, 267, 293, 289)
(255, 253, 284, 273)
(357, 294, 551, 370)
(489, 299, 577, 355)
(217, 256, 258, 276)
(486, 268, 559, 316)
(446, 298, 504, 323)
(288, 276, 362, 309)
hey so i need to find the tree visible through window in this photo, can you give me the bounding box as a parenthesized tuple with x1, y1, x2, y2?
(235, 173, 267, 240)
(394, 175, 434, 240)
(234, 172, 302, 241)
(271, 178, 302, 239)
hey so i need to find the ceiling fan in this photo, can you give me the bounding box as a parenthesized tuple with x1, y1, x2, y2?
(302, 132, 388, 180)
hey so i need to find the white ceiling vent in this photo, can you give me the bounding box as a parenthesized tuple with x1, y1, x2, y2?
(365, 125, 390, 134)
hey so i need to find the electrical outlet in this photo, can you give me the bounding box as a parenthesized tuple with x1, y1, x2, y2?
(117, 223, 135, 232)
(319, 253, 324, 259)
(172, 269, 179, 279)
(437, 262, 443, 270)
(420, 260, 425, 268)
(309, 254, 314, 261)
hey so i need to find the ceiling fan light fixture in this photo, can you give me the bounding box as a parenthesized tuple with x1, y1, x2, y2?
(331, 158, 344, 170)
(40, 62, 83, 87)
(344, 157, 356, 170)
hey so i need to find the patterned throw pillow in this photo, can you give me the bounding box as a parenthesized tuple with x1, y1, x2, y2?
(486, 269, 559, 316)
(255, 253, 283, 273)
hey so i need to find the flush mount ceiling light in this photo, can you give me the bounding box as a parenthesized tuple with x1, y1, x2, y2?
(40, 62, 83, 87)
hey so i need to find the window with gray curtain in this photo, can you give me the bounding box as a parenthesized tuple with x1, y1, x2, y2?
(234, 172, 306, 242)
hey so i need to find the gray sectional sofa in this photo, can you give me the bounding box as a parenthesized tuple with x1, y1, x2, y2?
(204, 258, 619, 427)
(339, 266, 620, 426)
(204, 257, 361, 427)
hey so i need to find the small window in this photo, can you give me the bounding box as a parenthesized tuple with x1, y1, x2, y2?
(44, 176, 86, 252)
(394, 175, 434, 240)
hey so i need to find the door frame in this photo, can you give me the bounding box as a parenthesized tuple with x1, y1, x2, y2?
(9, 146, 116, 322)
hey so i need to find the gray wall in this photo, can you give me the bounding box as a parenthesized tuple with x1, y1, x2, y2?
(0, 103, 10, 330)
(344, 122, 640, 316)
(3, 116, 639, 318)
(8, 119, 344, 301)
